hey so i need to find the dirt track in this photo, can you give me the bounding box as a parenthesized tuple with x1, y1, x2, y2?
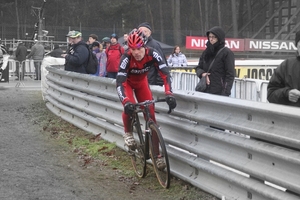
(0, 87, 156, 200)
(0, 84, 217, 200)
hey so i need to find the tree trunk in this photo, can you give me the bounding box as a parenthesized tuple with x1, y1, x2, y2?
(174, 0, 181, 45)
(158, 0, 165, 42)
(217, 0, 222, 27)
(15, 0, 20, 39)
(204, 0, 209, 31)
(246, 0, 252, 37)
(231, 0, 238, 37)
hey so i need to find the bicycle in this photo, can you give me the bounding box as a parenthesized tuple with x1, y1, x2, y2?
(126, 98, 171, 189)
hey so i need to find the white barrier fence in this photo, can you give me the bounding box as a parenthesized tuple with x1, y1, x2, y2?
(7, 58, 36, 77)
(170, 71, 269, 102)
(42, 64, 300, 200)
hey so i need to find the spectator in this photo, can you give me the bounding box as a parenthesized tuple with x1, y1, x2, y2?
(167, 45, 188, 67)
(49, 44, 63, 58)
(195, 26, 235, 96)
(27, 40, 45, 80)
(122, 33, 129, 51)
(61, 30, 89, 74)
(88, 34, 98, 48)
(15, 41, 27, 80)
(138, 22, 167, 86)
(102, 37, 111, 50)
(105, 33, 124, 79)
(91, 41, 107, 77)
(267, 30, 300, 107)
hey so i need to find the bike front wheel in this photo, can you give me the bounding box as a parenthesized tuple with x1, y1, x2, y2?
(148, 122, 170, 189)
(130, 114, 146, 178)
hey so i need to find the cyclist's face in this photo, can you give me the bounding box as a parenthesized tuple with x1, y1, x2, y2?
(130, 47, 145, 61)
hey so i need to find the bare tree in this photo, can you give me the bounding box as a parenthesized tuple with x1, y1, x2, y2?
(231, 0, 238, 37)
(217, 0, 222, 27)
(158, 0, 165, 42)
(15, 0, 20, 39)
(173, 0, 181, 45)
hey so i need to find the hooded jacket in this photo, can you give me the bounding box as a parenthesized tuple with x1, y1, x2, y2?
(267, 30, 300, 107)
(195, 26, 235, 96)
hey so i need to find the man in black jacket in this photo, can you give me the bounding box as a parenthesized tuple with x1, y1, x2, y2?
(62, 30, 88, 74)
(267, 30, 300, 107)
(15, 41, 27, 80)
(138, 22, 167, 86)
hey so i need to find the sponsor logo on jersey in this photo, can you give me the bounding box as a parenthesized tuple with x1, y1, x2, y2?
(130, 66, 151, 74)
(153, 51, 162, 62)
(120, 57, 129, 69)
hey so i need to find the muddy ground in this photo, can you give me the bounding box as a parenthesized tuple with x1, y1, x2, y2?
(0, 86, 217, 200)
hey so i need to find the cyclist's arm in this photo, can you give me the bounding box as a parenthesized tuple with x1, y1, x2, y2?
(116, 54, 130, 104)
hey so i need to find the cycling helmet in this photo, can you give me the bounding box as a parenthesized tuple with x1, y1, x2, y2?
(127, 29, 146, 49)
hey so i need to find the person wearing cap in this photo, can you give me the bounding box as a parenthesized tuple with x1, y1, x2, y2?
(91, 41, 107, 77)
(267, 30, 300, 107)
(137, 22, 167, 86)
(105, 33, 124, 79)
(14, 41, 27, 80)
(101, 37, 111, 50)
(26, 40, 45, 80)
(62, 30, 89, 74)
(195, 26, 235, 96)
(49, 44, 63, 58)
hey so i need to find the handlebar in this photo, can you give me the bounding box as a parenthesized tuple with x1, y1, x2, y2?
(133, 99, 172, 114)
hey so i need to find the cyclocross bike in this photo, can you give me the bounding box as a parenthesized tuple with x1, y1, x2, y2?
(126, 99, 171, 189)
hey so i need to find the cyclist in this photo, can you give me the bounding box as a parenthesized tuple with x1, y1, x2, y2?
(116, 29, 176, 169)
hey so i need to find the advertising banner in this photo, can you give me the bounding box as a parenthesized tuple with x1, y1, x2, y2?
(186, 36, 297, 52)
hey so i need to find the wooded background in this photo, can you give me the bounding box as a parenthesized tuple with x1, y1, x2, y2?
(1, 0, 300, 46)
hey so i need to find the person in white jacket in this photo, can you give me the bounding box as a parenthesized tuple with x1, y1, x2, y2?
(167, 45, 188, 67)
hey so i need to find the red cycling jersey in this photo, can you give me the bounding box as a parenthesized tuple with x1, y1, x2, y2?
(116, 47, 172, 133)
(116, 47, 172, 104)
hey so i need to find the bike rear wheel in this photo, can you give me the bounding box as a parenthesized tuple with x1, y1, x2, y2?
(130, 114, 146, 178)
(148, 122, 170, 189)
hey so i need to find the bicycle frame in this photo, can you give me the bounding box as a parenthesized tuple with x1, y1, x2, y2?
(129, 98, 171, 188)
(132, 100, 156, 159)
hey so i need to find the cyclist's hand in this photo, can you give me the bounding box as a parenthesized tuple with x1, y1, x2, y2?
(124, 102, 135, 115)
(166, 95, 176, 110)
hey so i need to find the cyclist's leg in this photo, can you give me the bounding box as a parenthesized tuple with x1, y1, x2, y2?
(121, 82, 136, 148)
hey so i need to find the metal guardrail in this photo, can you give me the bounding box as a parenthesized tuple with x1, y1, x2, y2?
(42, 65, 300, 200)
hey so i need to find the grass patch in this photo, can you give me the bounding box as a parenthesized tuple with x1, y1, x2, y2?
(37, 109, 217, 200)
